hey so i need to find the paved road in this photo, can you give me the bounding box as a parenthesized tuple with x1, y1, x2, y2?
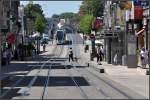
(1, 33, 147, 99)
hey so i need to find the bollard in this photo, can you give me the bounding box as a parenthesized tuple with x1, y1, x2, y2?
(87, 63, 89, 67)
(99, 69, 105, 73)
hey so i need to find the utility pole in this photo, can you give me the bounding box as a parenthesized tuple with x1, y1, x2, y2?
(18, 5, 25, 44)
(148, 1, 150, 51)
(0, 0, 3, 95)
(9, 0, 13, 33)
(148, 1, 150, 67)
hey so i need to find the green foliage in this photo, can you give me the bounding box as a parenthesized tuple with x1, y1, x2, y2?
(34, 14, 46, 33)
(91, 0, 104, 17)
(52, 12, 79, 20)
(78, 0, 104, 34)
(24, 3, 46, 34)
(79, 14, 94, 34)
(79, 0, 104, 17)
(52, 14, 59, 18)
(59, 12, 75, 19)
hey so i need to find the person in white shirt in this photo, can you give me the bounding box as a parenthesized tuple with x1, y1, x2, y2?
(140, 47, 148, 68)
(114, 51, 118, 65)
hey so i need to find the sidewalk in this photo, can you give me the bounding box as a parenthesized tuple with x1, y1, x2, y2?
(0, 44, 56, 80)
(78, 44, 149, 98)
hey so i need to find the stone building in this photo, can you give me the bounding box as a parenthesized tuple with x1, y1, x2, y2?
(103, 1, 125, 64)
(0, 0, 20, 51)
(0, 0, 11, 51)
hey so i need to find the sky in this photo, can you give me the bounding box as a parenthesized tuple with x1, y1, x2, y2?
(21, 1, 82, 18)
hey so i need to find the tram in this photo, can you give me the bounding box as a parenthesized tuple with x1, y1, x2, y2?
(56, 29, 66, 45)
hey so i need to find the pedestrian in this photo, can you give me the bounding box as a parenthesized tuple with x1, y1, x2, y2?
(100, 46, 104, 60)
(69, 48, 74, 62)
(114, 51, 118, 65)
(7, 48, 13, 64)
(84, 39, 89, 53)
(97, 46, 103, 65)
(43, 44, 46, 52)
(140, 47, 148, 68)
(148, 50, 150, 66)
(2, 49, 7, 65)
(32, 49, 36, 58)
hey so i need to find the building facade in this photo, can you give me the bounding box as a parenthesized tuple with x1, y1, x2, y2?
(103, 1, 125, 64)
(0, 0, 20, 51)
(103, 0, 149, 67)
(0, 0, 10, 51)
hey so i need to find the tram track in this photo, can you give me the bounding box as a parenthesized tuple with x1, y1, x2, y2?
(69, 33, 134, 99)
(41, 43, 89, 99)
(63, 61, 89, 99)
(0, 44, 58, 99)
(41, 45, 64, 100)
(19, 45, 64, 99)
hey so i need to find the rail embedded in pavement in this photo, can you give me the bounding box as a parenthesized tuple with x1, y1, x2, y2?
(0, 45, 58, 99)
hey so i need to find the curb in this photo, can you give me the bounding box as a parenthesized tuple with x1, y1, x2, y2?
(137, 67, 150, 75)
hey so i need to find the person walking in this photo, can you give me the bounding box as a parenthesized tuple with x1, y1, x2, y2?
(84, 39, 89, 53)
(2, 49, 7, 65)
(148, 50, 150, 68)
(97, 46, 103, 65)
(32, 49, 36, 58)
(140, 47, 148, 68)
(43, 44, 46, 52)
(100, 46, 104, 61)
(114, 51, 118, 65)
(69, 48, 74, 62)
(7, 48, 13, 64)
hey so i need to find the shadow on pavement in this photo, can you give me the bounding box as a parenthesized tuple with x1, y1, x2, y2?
(3, 76, 90, 87)
(2, 88, 21, 99)
(0, 54, 68, 78)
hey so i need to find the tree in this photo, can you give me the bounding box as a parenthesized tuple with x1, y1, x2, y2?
(91, 0, 104, 17)
(59, 12, 75, 19)
(79, 14, 94, 34)
(24, 3, 46, 35)
(79, 0, 104, 17)
(52, 14, 59, 19)
(34, 14, 46, 34)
